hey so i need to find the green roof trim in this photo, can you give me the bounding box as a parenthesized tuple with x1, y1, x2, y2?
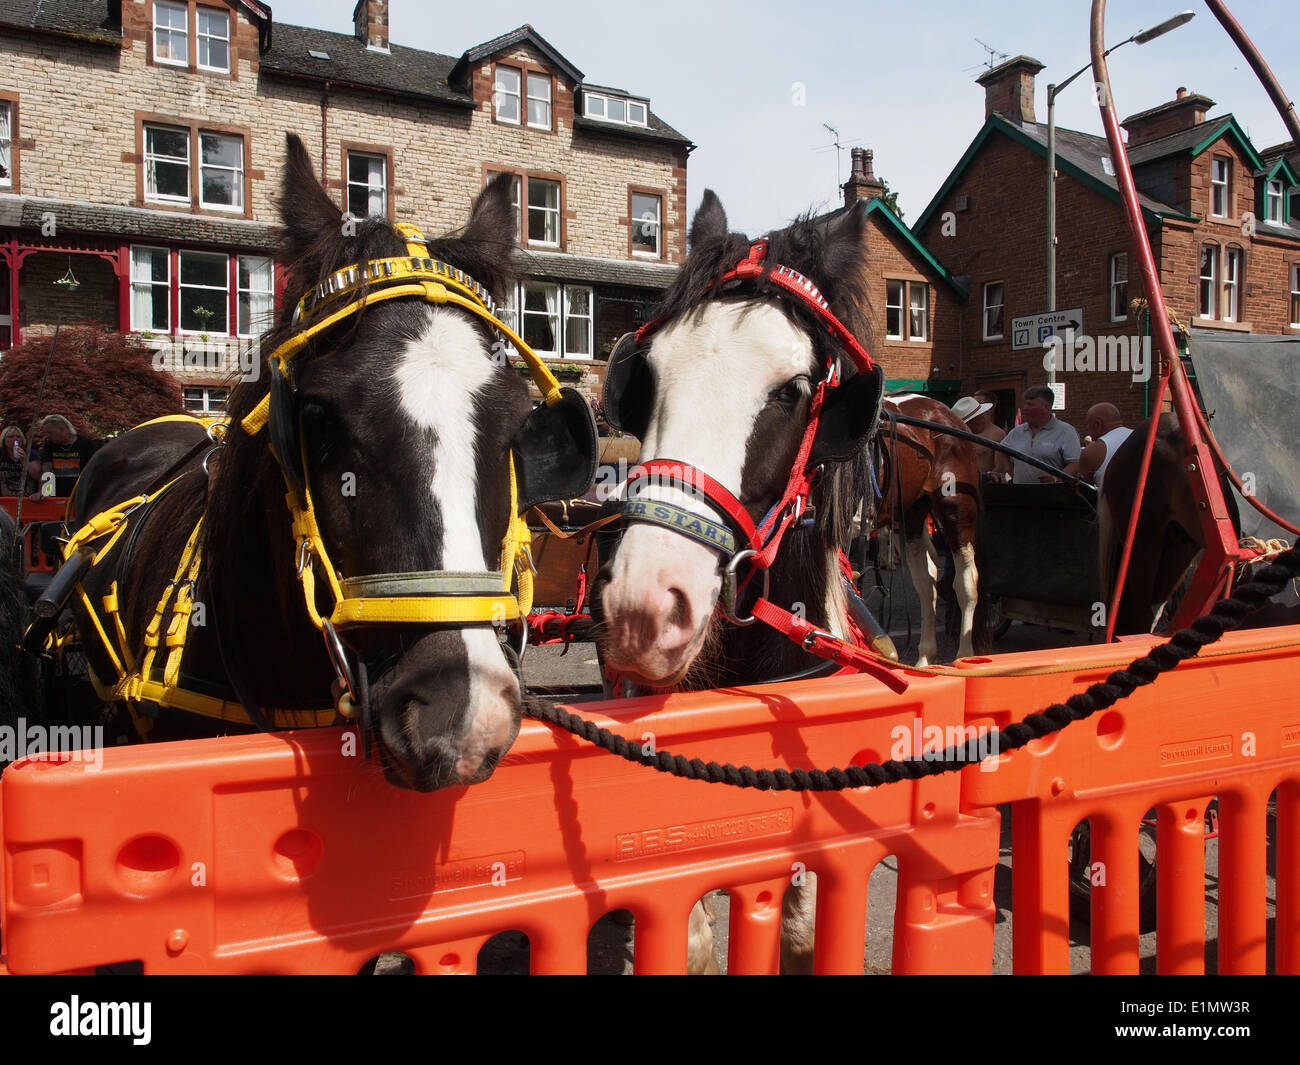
(885, 379, 962, 393)
(1191, 115, 1265, 170)
(912, 115, 1196, 237)
(861, 199, 968, 300)
(1262, 155, 1299, 188)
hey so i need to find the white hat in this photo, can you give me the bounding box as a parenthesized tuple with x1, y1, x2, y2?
(951, 396, 993, 423)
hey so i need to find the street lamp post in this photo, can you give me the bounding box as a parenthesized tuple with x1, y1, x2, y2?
(1045, 10, 1195, 388)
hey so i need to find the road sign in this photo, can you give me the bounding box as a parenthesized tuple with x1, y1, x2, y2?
(1010, 307, 1084, 352)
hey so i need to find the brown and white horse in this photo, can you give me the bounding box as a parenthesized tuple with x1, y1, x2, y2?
(595, 191, 884, 971)
(871, 395, 982, 665)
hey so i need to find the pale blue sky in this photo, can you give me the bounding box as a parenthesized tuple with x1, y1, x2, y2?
(268, 0, 1299, 234)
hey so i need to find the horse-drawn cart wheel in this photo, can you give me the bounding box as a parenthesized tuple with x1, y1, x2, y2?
(1066, 813, 1159, 932)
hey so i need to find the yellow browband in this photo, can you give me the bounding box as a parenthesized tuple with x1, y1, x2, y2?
(58, 225, 546, 736)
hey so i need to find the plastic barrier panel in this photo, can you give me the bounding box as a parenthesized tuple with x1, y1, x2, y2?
(1, 670, 999, 974)
(960, 625, 1300, 975)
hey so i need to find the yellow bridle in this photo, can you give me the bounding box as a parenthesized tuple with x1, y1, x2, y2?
(59, 224, 566, 734)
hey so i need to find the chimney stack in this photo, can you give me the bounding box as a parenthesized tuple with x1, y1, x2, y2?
(1122, 89, 1215, 146)
(843, 147, 886, 208)
(976, 55, 1044, 126)
(353, 0, 389, 52)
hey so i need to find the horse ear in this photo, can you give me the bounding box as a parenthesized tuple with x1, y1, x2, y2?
(279, 133, 342, 266)
(462, 172, 518, 251)
(821, 200, 868, 291)
(690, 189, 729, 247)
(808, 365, 884, 469)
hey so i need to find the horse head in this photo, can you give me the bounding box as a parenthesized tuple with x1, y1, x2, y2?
(597, 191, 881, 687)
(207, 134, 595, 790)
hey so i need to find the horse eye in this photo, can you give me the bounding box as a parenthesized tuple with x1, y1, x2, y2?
(771, 378, 808, 406)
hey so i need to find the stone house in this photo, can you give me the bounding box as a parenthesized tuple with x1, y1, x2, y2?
(0, 1, 691, 413)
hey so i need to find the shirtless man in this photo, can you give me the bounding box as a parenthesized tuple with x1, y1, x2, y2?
(1066, 402, 1131, 489)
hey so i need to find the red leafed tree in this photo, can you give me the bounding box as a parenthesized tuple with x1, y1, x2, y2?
(0, 326, 182, 440)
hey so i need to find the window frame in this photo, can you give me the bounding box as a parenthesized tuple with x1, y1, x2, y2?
(907, 282, 929, 343)
(484, 167, 566, 250)
(196, 130, 244, 212)
(182, 385, 231, 415)
(1198, 243, 1218, 319)
(341, 143, 393, 222)
(1290, 264, 1300, 329)
(885, 280, 904, 340)
(1211, 155, 1230, 218)
(628, 188, 663, 258)
(0, 94, 18, 192)
(130, 245, 173, 333)
(1222, 246, 1242, 323)
(526, 71, 553, 131)
(1109, 251, 1128, 322)
(129, 245, 276, 340)
(195, 5, 231, 74)
(982, 281, 1004, 341)
(583, 91, 651, 128)
(498, 280, 594, 360)
(136, 115, 251, 217)
(152, 0, 190, 68)
(492, 64, 522, 126)
(143, 123, 192, 205)
(149, 1, 237, 77)
(1265, 178, 1284, 224)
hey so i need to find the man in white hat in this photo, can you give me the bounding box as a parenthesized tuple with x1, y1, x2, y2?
(951, 393, 1003, 476)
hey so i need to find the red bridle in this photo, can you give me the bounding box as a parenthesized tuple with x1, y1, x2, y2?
(617, 240, 906, 693)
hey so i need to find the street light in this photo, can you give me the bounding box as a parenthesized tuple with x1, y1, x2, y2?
(1045, 10, 1194, 385)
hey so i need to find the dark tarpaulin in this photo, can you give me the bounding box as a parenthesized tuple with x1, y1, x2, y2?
(1187, 329, 1300, 545)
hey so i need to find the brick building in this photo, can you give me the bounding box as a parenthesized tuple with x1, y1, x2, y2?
(822, 148, 966, 401)
(0, 1, 691, 413)
(913, 56, 1300, 431)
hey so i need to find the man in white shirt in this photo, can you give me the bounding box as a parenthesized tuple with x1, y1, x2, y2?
(1067, 403, 1132, 489)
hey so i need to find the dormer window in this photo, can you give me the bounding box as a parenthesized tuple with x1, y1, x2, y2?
(584, 92, 649, 127)
(152, 2, 231, 75)
(1265, 178, 1284, 223)
(1211, 156, 1230, 217)
(154, 1, 189, 66)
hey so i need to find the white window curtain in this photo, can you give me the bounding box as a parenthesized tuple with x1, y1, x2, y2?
(238, 256, 274, 336)
(564, 287, 592, 357)
(0, 104, 11, 186)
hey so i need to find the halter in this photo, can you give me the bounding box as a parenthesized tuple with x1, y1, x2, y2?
(613, 240, 905, 693)
(235, 223, 566, 712)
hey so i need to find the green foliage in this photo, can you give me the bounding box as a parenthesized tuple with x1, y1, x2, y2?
(0, 326, 183, 439)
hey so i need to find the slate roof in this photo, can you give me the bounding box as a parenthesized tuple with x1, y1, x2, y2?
(519, 249, 678, 291)
(1126, 121, 1228, 166)
(0, 194, 278, 251)
(0, 0, 122, 44)
(260, 23, 473, 107)
(453, 25, 582, 85)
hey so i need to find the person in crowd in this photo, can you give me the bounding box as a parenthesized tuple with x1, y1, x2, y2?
(951, 394, 1005, 476)
(993, 386, 1081, 484)
(0, 426, 30, 496)
(1066, 402, 1132, 490)
(27, 414, 99, 499)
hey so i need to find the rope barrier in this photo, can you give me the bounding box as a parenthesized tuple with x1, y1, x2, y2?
(524, 546, 1300, 790)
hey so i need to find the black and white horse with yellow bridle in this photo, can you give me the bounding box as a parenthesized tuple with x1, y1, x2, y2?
(45, 134, 596, 792)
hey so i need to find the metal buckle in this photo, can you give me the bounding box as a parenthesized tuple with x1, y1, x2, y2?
(721, 549, 770, 626)
(322, 618, 358, 700)
(296, 540, 312, 576)
(801, 627, 836, 651)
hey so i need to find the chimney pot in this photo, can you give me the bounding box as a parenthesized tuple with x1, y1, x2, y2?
(1176, 86, 1187, 99)
(842, 146, 885, 209)
(353, 0, 389, 51)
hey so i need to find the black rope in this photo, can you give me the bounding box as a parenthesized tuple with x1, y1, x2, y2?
(523, 546, 1300, 790)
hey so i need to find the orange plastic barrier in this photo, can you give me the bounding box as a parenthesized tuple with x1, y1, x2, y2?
(1, 671, 998, 974)
(961, 625, 1300, 975)
(0, 496, 69, 575)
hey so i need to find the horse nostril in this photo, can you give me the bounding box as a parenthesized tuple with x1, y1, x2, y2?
(664, 587, 691, 629)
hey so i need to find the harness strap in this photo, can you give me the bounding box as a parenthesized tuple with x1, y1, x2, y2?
(748, 597, 909, 693)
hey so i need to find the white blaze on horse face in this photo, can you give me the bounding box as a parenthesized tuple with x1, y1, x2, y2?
(603, 302, 818, 683)
(393, 309, 520, 781)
